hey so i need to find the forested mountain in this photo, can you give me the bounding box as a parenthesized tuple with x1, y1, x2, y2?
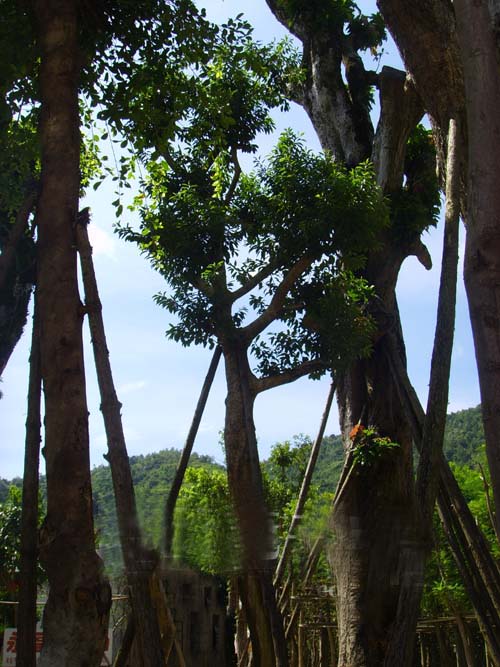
(443, 404, 485, 465)
(0, 405, 485, 572)
(0, 404, 485, 508)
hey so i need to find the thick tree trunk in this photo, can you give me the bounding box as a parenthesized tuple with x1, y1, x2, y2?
(331, 329, 423, 667)
(455, 0, 500, 541)
(17, 303, 41, 667)
(376, 0, 466, 181)
(34, 2, 110, 664)
(223, 342, 287, 667)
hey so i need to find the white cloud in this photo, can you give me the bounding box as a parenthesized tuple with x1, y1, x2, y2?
(88, 224, 117, 261)
(117, 380, 147, 395)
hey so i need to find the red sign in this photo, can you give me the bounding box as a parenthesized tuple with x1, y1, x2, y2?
(2, 628, 112, 665)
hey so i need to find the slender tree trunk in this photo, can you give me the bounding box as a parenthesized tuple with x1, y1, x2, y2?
(416, 118, 461, 526)
(17, 302, 41, 667)
(387, 342, 500, 662)
(164, 345, 222, 556)
(76, 218, 176, 666)
(223, 342, 288, 667)
(34, 2, 110, 664)
(455, 0, 500, 541)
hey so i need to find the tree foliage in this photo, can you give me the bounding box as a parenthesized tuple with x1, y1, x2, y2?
(0, 486, 45, 602)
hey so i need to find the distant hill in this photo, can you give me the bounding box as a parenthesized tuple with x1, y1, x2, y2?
(0, 405, 487, 574)
(443, 405, 484, 466)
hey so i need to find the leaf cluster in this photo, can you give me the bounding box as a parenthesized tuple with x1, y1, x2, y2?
(125, 124, 386, 379)
(173, 467, 241, 575)
(349, 424, 400, 467)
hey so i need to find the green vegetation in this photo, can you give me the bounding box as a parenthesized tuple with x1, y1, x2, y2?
(0, 404, 491, 590)
(443, 404, 484, 466)
(0, 486, 45, 631)
(91, 449, 220, 573)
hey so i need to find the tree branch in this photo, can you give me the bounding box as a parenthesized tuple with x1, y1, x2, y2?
(224, 147, 242, 205)
(0, 184, 38, 292)
(229, 258, 281, 303)
(241, 254, 314, 342)
(162, 147, 187, 177)
(265, 0, 308, 41)
(254, 358, 327, 394)
(416, 117, 461, 528)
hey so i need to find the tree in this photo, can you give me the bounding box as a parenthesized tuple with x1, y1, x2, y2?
(110, 20, 386, 665)
(454, 0, 500, 542)
(264, 1, 449, 663)
(375, 0, 500, 541)
(32, 2, 111, 664)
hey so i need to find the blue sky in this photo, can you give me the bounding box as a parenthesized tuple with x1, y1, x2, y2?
(0, 0, 480, 480)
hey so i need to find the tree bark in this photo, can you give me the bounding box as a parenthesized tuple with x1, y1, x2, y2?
(33, 2, 110, 664)
(223, 341, 288, 667)
(17, 301, 41, 667)
(331, 333, 422, 667)
(455, 0, 500, 541)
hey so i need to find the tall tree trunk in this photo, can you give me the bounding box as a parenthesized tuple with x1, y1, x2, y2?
(223, 341, 288, 667)
(34, 2, 110, 664)
(387, 338, 500, 662)
(75, 217, 171, 666)
(17, 301, 41, 667)
(264, 4, 439, 660)
(416, 118, 461, 527)
(455, 0, 500, 541)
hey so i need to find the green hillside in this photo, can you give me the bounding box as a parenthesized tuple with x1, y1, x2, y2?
(91, 448, 221, 573)
(443, 404, 484, 465)
(0, 405, 487, 575)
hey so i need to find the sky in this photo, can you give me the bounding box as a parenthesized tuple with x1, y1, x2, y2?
(0, 0, 481, 480)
